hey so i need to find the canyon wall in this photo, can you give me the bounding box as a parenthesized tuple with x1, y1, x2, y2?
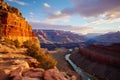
(0, 0, 38, 44)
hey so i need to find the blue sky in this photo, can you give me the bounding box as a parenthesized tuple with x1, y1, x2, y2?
(4, 0, 120, 34)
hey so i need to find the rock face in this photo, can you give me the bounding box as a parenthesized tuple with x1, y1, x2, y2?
(70, 43, 120, 80)
(0, 0, 37, 44)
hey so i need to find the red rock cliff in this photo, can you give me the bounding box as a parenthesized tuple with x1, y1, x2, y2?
(0, 0, 38, 44)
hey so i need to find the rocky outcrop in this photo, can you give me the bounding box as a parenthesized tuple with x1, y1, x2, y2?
(0, 0, 38, 44)
(0, 51, 76, 80)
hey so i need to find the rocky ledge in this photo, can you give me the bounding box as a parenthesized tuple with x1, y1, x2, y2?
(0, 44, 76, 80)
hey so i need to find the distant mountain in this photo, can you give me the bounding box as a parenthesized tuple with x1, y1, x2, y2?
(85, 33, 102, 38)
(84, 31, 120, 46)
(33, 29, 86, 44)
(94, 31, 120, 45)
(33, 29, 87, 50)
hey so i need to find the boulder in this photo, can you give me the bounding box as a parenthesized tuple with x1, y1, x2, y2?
(9, 67, 23, 77)
(43, 69, 68, 80)
(23, 68, 44, 78)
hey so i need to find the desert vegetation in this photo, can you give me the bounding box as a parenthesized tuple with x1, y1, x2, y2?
(0, 38, 57, 70)
(23, 40, 57, 70)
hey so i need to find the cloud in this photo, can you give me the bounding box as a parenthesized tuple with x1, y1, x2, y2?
(84, 18, 120, 26)
(64, 0, 120, 17)
(29, 12, 34, 15)
(43, 3, 51, 8)
(29, 12, 34, 18)
(47, 0, 120, 20)
(30, 20, 120, 34)
(46, 11, 70, 23)
(7, 0, 27, 6)
(47, 11, 70, 19)
(29, 21, 93, 34)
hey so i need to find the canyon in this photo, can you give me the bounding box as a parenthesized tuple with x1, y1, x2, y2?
(70, 43, 120, 80)
(0, 0, 77, 80)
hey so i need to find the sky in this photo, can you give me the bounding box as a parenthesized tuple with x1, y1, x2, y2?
(4, 0, 120, 34)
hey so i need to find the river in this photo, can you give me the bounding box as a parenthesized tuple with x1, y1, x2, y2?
(65, 54, 93, 80)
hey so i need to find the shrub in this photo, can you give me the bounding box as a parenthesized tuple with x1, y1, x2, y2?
(14, 40, 20, 48)
(26, 41, 57, 70)
(23, 40, 32, 48)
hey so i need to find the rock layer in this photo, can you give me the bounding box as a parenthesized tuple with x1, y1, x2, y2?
(0, 0, 37, 44)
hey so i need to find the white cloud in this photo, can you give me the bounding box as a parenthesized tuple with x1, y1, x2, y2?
(54, 11, 62, 16)
(29, 12, 34, 18)
(43, 3, 51, 8)
(84, 17, 120, 26)
(8, 0, 27, 6)
(46, 11, 70, 23)
(29, 12, 34, 15)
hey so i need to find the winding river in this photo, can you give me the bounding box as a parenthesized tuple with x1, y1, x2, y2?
(65, 54, 93, 80)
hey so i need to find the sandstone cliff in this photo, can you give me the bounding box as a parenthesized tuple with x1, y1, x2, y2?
(0, 0, 38, 44)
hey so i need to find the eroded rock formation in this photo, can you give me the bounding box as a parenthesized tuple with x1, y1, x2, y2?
(0, 0, 38, 44)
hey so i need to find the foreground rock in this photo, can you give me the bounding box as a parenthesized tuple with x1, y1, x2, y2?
(9, 67, 76, 80)
(0, 52, 76, 80)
